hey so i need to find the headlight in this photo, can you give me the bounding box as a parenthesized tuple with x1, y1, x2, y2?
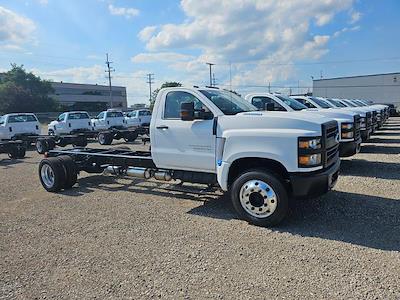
(298, 137, 321, 150)
(298, 154, 322, 167)
(341, 122, 354, 139)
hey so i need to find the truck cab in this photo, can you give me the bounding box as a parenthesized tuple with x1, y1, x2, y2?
(245, 93, 361, 157)
(91, 109, 127, 131)
(125, 109, 151, 127)
(0, 113, 40, 140)
(39, 87, 341, 227)
(48, 111, 93, 135)
(319, 98, 373, 141)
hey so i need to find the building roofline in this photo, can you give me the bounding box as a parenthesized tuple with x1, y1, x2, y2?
(50, 81, 126, 89)
(313, 72, 400, 81)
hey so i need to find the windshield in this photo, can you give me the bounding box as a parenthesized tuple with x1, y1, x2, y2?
(276, 95, 307, 111)
(354, 100, 366, 106)
(68, 112, 89, 119)
(342, 100, 357, 107)
(326, 99, 346, 108)
(200, 90, 258, 115)
(310, 97, 332, 108)
(106, 111, 123, 118)
(8, 114, 38, 123)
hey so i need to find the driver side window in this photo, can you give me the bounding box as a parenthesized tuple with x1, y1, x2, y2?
(295, 98, 315, 108)
(251, 96, 286, 111)
(164, 91, 205, 119)
(58, 113, 66, 121)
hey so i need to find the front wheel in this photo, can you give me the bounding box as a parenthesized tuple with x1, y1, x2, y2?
(230, 169, 289, 227)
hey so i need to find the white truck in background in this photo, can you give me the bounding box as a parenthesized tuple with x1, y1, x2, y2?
(0, 113, 41, 140)
(245, 93, 362, 157)
(48, 111, 93, 135)
(125, 109, 152, 127)
(39, 86, 340, 227)
(91, 109, 127, 131)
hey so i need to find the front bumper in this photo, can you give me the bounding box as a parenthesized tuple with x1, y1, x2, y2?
(289, 159, 340, 199)
(339, 138, 362, 157)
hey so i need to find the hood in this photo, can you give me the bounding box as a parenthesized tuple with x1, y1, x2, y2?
(217, 111, 335, 137)
(303, 109, 356, 122)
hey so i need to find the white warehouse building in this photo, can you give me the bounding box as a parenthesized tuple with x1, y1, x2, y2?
(313, 72, 400, 106)
(50, 82, 128, 110)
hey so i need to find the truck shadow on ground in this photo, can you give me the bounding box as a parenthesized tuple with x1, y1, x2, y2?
(0, 157, 36, 169)
(190, 190, 400, 252)
(360, 144, 400, 155)
(340, 160, 399, 180)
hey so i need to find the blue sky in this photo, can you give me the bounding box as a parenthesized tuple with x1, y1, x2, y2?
(0, 0, 399, 105)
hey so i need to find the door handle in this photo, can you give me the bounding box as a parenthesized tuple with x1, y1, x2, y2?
(156, 125, 169, 130)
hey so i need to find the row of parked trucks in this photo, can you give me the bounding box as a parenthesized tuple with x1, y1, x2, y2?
(0, 87, 391, 226)
(0, 109, 151, 156)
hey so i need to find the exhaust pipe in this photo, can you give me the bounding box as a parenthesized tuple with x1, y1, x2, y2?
(103, 166, 122, 175)
(154, 170, 172, 181)
(126, 167, 153, 179)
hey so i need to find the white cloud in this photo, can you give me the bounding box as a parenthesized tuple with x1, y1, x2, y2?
(349, 10, 362, 24)
(138, 0, 355, 87)
(0, 6, 36, 48)
(38, 0, 48, 5)
(108, 4, 139, 19)
(138, 26, 157, 42)
(333, 25, 360, 38)
(132, 52, 194, 63)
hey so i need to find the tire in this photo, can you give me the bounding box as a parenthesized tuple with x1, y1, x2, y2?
(57, 137, 69, 148)
(57, 155, 77, 189)
(36, 139, 48, 154)
(73, 136, 88, 147)
(8, 146, 26, 159)
(124, 131, 138, 142)
(48, 129, 55, 136)
(230, 169, 289, 227)
(98, 132, 113, 145)
(38, 157, 67, 192)
(46, 139, 56, 150)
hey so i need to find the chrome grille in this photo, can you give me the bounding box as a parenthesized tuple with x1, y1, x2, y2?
(354, 115, 361, 140)
(322, 121, 339, 168)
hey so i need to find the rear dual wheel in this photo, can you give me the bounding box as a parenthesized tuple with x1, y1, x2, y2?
(98, 132, 113, 145)
(230, 169, 288, 227)
(8, 146, 26, 159)
(39, 156, 77, 192)
(36, 139, 56, 154)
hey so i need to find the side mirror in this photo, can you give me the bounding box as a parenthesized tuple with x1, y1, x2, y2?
(265, 103, 275, 111)
(180, 102, 195, 121)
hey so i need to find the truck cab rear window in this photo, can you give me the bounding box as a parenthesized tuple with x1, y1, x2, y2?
(68, 113, 89, 120)
(106, 112, 123, 118)
(8, 115, 37, 123)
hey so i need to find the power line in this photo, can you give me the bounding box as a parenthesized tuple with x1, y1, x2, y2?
(105, 53, 115, 108)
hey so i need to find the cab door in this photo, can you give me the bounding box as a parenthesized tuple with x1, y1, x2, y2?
(152, 91, 216, 172)
(55, 113, 67, 134)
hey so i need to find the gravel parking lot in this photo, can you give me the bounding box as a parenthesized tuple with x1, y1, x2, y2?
(1, 118, 399, 299)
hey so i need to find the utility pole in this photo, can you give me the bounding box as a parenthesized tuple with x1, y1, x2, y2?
(147, 73, 155, 103)
(268, 82, 271, 93)
(105, 53, 115, 108)
(212, 73, 216, 86)
(206, 62, 215, 86)
(229, 62, 232, 92)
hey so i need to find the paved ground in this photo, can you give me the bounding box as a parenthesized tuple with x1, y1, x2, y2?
(1, 118, 399, 299)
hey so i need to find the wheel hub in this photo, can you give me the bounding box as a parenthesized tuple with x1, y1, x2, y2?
(41, 164, 55, 188)
(239, 180, 277, 218)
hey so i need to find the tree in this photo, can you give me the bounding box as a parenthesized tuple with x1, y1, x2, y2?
(149, 81, 182, 111)
(0, 64, 59, 114)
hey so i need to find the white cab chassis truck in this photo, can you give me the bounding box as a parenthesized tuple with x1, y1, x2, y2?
(48, 111, 93, 135)
(125, 109, 152, 127)
(245, 93, 361, 157)
(0, 113, 40, 141)
(38, 87, 340, 227)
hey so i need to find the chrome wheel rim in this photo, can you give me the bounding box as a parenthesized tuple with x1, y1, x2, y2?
(36, 141, 43, 152)
(41, 164, 55, 188)
(99, 134, 105, 144)
(239, 180, 277, 218)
